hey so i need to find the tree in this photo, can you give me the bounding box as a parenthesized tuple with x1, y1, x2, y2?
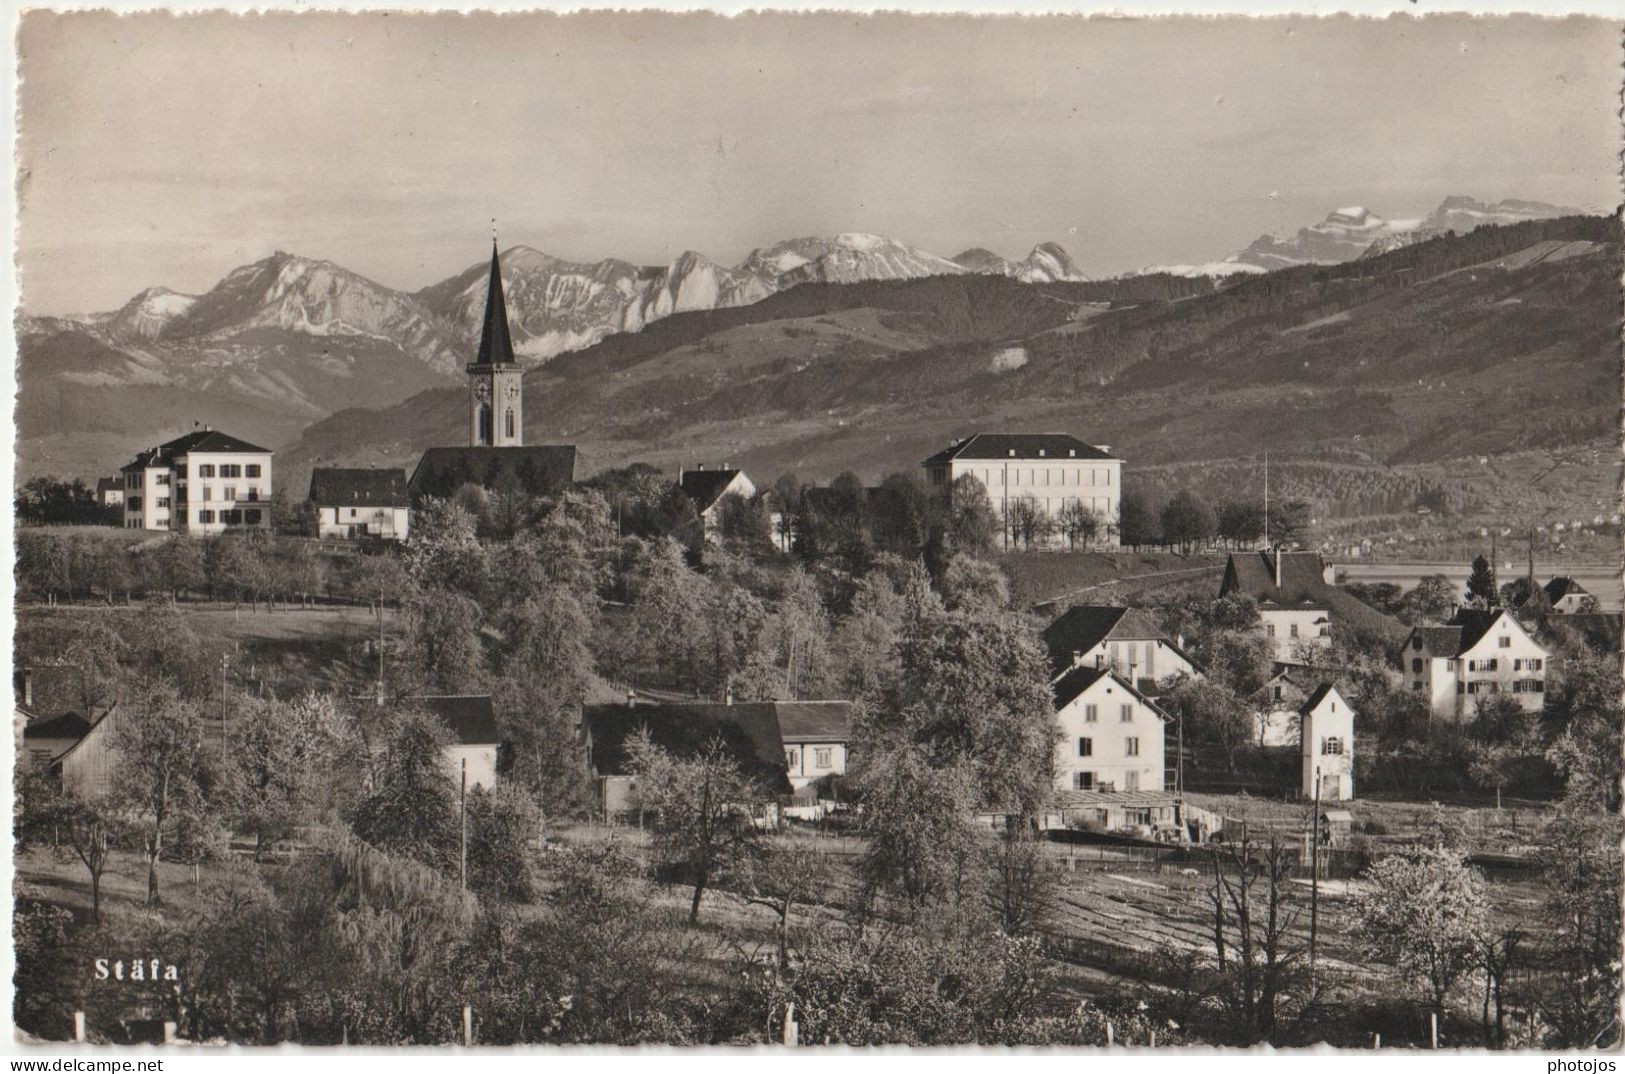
(1005, 495, 1053, 550)
(715, 492, 775, 557)
(1117, 487, 1161, 549)
(945, 474, 998, 557)
(496, 587, 596, 817)
(1269, 499, 1311, 547)
(110, 679, 220, 906)
(1218, 500, 1266, 549)
(1533, 809, 1623, 1047)
(227, 693, 356, 860)
(1354, 846, 1490, 1026)
(405, 586, 487, 693)
(1402, 574, 1459, 624)
(854, 742, 981, 910)
(937, 555, 1009, 615)
(1055, 499, 1101, 550)
(986, 827, 1056, 937)
(1162, 676, 1253, 771)
(1465, 554, 1498, 608)
(464, 786, 541, 901)
(348, 708, 460, 874)
(1161, 489, 1218, 552)
(40, 794, 124, 922)
(1206, 834, 1310, 1043)
(625, 731, 765, 923)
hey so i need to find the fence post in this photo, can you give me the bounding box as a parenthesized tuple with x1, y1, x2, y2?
(163, 1021, 176, 1044)
(1106, 1021, 1114, 1046)
(74, 1011, 86, 1043)
(463, 1004, 473, 1046)
(1373, 1032, 1380, 1048)
(1150, 1029, 1157, 1048)
(783, 1002, 799, 1046)
(1430, 1012, 1438, 1049)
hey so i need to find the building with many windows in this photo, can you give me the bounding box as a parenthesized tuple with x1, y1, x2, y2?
(922, 433, 1122, 549)
(1040, 604, 1202, 691)
(119, 429, 273, 533)
(309, 467, 411, 540)
(1051, 665, 1169, 794)
(1402, 609, 1549, 721)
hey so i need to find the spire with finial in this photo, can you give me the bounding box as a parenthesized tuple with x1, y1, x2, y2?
(475, 228, 516, 367)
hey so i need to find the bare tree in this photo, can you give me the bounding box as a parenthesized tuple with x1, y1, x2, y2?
(1207, 834, 1309, 1043)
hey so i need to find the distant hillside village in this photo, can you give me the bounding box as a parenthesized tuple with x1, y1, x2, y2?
(14, 239, 1622, 1049)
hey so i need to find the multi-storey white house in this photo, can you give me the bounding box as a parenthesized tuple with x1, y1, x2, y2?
(1299, 683, 1354, 801)
(120, 429, 273, 533)
(309, 468, 411, 540)
(1402, 609, 1549, 721)
(1041, 605, 1202, 692)
(1052, 665, 1169, 794)
(922, 433, 1122, 549)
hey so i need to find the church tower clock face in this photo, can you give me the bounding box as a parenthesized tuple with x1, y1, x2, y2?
(474, 379, 493, 404)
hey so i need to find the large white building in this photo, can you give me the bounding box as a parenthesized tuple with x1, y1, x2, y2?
(119, 429, 273, 533)
(922, 433, 1121, 550)
(1402, 609, 1549, 722)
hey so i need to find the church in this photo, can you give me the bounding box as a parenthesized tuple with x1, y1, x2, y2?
(408, 241, 577, 502)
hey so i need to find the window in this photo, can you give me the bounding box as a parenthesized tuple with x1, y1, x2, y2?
(246, 464, 261, 478)
(1125, 737, 1140, 757)
(1073, 772, 1095, 790)
(1078, 737, 1093, 757)
(202, 487, 211, 502)
(1412, 681, 1424, 691)
(246, 488, 260, 502)
(1265, 624, 1276, 638)
(221, 464, 243, 479)
(126, 473, 138, 490)
(1323, 737, 1343, 755)
(198, 510, 215, 524)
(815, 748, 832, 769)
(1318, 626, 1330, 637)
(1498, 636, 1511, 649)
(127, 496, 142, 510)
(244, 510, 263, 525)
(1412, 658, 1423, 673)
(1412, 637, 1423, 651)
(1457, 683, 1466, 695)
(223, 486, 237, 501)
(199, 464, 215, 478)
(1531, 680, 1544, 693)
(505, 409, 515, 439)
(1120, 704, 1133, 722)
(1273, 686, 1283, 701)
(156, 497, 169, 509)
(222, 510, 242, 525)
(1289, 623, 1300, 639)
(785, 749, 799, 769)
(1528, 659, 1543, 671)
(1084, 704, 1098, 723)
(1123, 772, 1139, 792)
(155, 473, 170, 486)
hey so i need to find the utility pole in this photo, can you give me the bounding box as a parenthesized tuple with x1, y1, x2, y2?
(1310, 764, 1321, 981)
(220, 653, 230, 756)
(1263, 450, 1270, 549)
(460, 759, 468, 892)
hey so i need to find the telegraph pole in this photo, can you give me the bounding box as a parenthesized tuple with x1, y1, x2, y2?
(460, 759, 469, 892)
(1310, 765, 1321, 980)
(220, 653, 230, 755)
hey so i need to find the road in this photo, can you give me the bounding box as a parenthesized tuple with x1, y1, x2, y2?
(1332, 561, 1622, 612)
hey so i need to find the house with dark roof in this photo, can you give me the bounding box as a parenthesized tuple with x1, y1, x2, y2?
(17, 710, 91, 777)
(921, 432, 1122, 550)
(1040, 605, 1202, 689)
(774, 701, 854, 794)
(345, 694, 504, 790)
(94, 477, 124, 509)
(309, 467, 411, 540)
(1544, 576, 1595, 614)
(1051, 666, 1171, 797)
(678, 466, 756, 542)
(1220, 550, 1406, 663)
(1401, 608, 1549, 721)
(118, 427, 273, 533)
(1251, 667, 1311, 748)
(582, 701, 795, 819)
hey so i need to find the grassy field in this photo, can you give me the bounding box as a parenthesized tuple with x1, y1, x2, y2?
(1001, 550, 1227, 611)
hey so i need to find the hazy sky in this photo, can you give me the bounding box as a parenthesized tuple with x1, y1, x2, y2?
(17, 11, 1621, 314)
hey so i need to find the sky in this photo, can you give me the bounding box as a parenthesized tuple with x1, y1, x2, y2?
(16, 11, 1622, 315)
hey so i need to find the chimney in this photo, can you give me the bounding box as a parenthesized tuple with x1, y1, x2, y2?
(1274, 550, 1283, 589)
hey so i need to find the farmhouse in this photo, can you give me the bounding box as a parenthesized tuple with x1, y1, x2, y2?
(119, 428, 273, 533)
(1219, 550, 1404, 664)
(678, 466, 756, 543)
(19, 711, 91, 777)
(407, 242, 578, 503)
(921, 432, 1122, 550)
(1052, 665, 1170, 794)
(1040, 604, 1201, 690)
(581, 701, 794, 821)
(1402, 609, 1549, 722)
(1299, 683, 1355, 801)
(309, 468, 411, 540)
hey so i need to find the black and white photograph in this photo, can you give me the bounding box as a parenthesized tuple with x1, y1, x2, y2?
(7, 7, 1623, 1053)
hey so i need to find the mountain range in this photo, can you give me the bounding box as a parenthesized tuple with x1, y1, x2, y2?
(16, 197, 1612, 491)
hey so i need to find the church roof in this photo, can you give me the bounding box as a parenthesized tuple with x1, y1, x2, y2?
(409, 446, 576, 501)
(472, 242, 518, 368)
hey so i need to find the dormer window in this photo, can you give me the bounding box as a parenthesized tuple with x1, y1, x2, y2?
(1038, 449, 1046, 457)
(1008, 449, 1016, 457)
(1069, 449, 1077, 457)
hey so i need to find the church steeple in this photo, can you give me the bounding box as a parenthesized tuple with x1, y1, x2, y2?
(465, 239, 524, 447)
(475, 240, 517, 367)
